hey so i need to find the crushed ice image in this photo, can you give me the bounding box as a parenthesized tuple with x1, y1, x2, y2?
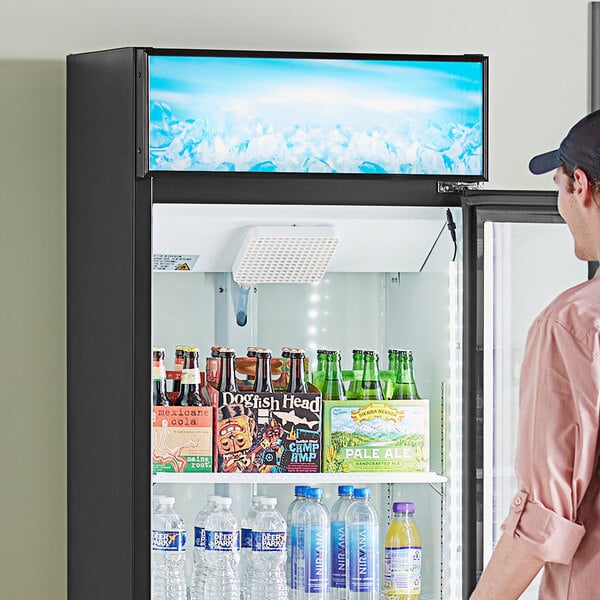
(148, 55, 484, 175)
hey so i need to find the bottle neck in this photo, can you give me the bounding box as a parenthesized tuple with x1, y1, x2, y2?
(288, 355, 307, 393)
(360, 353, 383, 399)
(218, 355, 238, 392)
(352, 353, 364, 370)
(254, 355, 273, 392)
(323, 353, 347, 401)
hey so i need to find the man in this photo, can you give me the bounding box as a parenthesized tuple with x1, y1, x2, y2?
(471, 110, 600, 599)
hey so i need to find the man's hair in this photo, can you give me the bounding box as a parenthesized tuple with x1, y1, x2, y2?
(561, 164, 600, 201)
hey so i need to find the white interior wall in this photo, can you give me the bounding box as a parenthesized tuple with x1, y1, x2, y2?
(0, 1, 595, 598)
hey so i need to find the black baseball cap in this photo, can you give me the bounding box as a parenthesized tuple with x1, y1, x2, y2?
(529, 109, 600, 178)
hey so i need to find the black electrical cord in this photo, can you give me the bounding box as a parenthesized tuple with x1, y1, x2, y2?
(446, 208, 458, 262)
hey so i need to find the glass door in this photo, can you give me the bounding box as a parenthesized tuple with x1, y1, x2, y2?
(462, 191, 589, 597)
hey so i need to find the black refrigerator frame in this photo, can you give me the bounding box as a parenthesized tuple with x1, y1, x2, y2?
(67, 47, 563, 600)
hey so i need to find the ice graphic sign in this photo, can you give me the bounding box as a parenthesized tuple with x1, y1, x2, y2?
(148, 53, 486, 177)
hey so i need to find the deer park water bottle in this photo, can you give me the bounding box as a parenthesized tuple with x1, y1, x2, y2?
(204, 495, 241, 600)
(152, 496, 187, 600)
(346, 488, 379, 600)
(240, 495, 266, 600)
(250, 497, 287, 600)
(190, 494, 220, 600)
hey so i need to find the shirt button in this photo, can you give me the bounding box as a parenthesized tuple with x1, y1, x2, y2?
(513, 497, 522, 507)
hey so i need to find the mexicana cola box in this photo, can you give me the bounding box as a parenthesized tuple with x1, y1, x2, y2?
(152, 405, 213, 473)
(212, 389, 322, 473)
(322, 400, 429, 473)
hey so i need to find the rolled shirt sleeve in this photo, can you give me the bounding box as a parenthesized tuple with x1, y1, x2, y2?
(501, 311, 600, 564)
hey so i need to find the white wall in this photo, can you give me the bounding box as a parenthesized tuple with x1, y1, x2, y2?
(0, 1, 594, 598)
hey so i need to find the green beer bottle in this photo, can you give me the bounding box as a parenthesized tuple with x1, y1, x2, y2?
(347, 349, 365, 399)
(359, 350, 384, 401)
(322, 350, 347, 401)
(393, 349, 421, 399)
(312, 348, 328, 392)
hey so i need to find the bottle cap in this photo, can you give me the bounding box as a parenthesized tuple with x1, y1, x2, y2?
(354, 487, 371, 498)
(338, 485, 354, 496)
(159, 496, 175, 506)
(256, 348, 272, 356)
(252, 495, 266, 505)
(352, 349, 364, 354)
(153, 347, 165, 353)
(219, 347, 236, 357)
(363, 350, 377, 356)
(294, 485, 310, 496)
(262, 497, 277, 507)
(206, 494, 221, 503)
(215, 496, 232, 508)
(393, 501, 415, 514)
(306, 488, 323, 499)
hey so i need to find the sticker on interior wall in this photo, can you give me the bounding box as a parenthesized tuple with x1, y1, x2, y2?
(153, 254, 199, 271)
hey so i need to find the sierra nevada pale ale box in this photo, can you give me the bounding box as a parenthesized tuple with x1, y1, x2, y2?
(322, 399, 429, 473)
(214, 390, 322, 473)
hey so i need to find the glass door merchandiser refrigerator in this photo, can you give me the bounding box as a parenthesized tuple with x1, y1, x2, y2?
(67, 47, 589, 599)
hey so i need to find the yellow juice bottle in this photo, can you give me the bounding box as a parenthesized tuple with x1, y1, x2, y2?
(384, 502, 422, 599)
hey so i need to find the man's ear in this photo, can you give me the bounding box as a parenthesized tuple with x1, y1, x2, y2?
(573, 168, 594, 207)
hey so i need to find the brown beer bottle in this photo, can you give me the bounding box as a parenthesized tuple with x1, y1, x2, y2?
(253, 348, 274, 393)
(287, 348, 308, 393)
(175, 347, 208, 406)
(152, 347, 169, 406)
(218, 347, 239, 393)
(172, 345, 185, 395)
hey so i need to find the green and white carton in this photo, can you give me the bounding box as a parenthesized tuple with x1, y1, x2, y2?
(322, 399, 429, 473)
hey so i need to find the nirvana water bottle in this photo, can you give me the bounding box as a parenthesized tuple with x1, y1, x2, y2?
(297, 487, 330, 600)
(240, 495, 266, 600)
(330, 485, 354, 600)
(384, 502, 422, 600)
(190, 494, 220, 600)
(346, 488, 379, 600)
(204, 496, 241, 600)
(250, 497, 287, 600)
(287, 485, 310, 600)
(152, 496, 187, 600)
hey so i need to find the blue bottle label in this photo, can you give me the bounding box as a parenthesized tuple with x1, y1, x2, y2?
(152, 529, 186, 552)
(348, 523, 378, 592)
(194, 526, 205, 548)
(330, 521, 346, 588)
(252, 530, 286, 552)
(205, 530, 240, 552)
(304, 525, 328, 594)
(241, 527, 252, 549)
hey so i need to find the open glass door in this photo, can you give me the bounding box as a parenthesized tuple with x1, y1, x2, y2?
(462, 191, 589, 597)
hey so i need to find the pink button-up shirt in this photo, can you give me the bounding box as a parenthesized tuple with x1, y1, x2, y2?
(502, 273, 600, 598)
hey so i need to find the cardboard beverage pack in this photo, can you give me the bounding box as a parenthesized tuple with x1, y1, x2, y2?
(152, 404, 213, 473)
(322, 399, 429, 473)
(208, 389, 321, 473)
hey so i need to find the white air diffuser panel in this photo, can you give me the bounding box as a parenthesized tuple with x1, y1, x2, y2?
(232, 226, 338, 286)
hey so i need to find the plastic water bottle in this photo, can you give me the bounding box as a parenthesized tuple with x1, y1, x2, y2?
(152, 496, 187, 600)
(240, 495, 266, 600)
(249, 497, 287, 600)
(346, 488, 379, 600)
(330, 485, 354, 600)
(204, 495, 241, 600)
(287, 485, 310, 599)
(190, 494, 220, 600)
(297, 487, 330, 600)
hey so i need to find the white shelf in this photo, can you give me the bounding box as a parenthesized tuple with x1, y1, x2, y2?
(153, 472, 446, 485)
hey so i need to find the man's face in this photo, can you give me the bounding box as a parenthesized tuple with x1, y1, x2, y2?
(554, 167, 594, 261)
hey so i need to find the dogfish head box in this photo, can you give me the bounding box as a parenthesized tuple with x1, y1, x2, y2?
(215, 390, 322, 473)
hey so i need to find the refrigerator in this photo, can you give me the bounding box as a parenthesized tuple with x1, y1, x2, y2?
(66, 47, 590, 599)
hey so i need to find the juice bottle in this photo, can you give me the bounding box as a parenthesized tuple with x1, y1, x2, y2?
(384, 502, 422, 599)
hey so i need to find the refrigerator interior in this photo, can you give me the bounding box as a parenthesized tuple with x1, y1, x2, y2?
(151, 203, 463, 599)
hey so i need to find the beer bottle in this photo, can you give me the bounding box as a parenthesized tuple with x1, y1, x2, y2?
(322, 350, 347, 401)
(312, 348, 328, 392)
(175, 347, 208, 406)
(359, 350, 384, 401)
(347, 349, 365, 399)
(246, 346, 258, 358)
(394, 350, 421, 400)
(172, 345, 185, 395)
(287, 349, 308, 393)
(152, 347, 169, 406)
(385, 349, 402, 400)
(253, 348, 274, 393)
(211, 345, 223, 358)
(218, 347, 238, 393)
